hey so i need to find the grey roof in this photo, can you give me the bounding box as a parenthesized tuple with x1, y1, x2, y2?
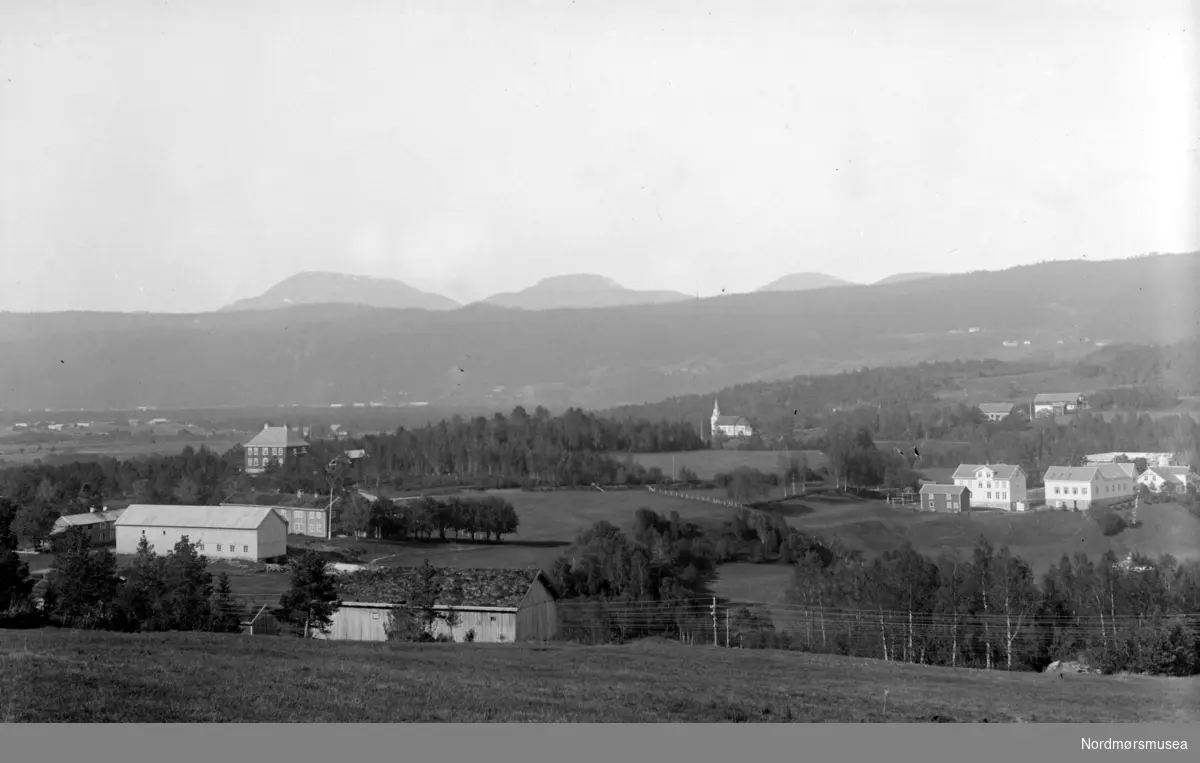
(713, 416, 750, 427)
(919, 484, 969, 496)
(52, 509, 125, 530)
(244, 425, 310, 449)
(1033, 392, 1084, 404)
(952, 463, 1024, 481)
(1044, 464, 1135, 483)
(116, 504, 286, 530)
(338, 567, 550, 609)
(1143, 467, 1186, 485)
(977, 403, 1015, 414)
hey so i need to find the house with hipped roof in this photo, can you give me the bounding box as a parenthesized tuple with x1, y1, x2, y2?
(977, 403, 1016, 423)
(951, 463, 1028, 511)
(243, 424, 310, 474)
(319, 566, 559, 644)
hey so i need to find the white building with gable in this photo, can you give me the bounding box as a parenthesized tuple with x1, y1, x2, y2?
(115, 504, 288, 561)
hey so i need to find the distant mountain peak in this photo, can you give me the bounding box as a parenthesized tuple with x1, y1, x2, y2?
(221, 271, 459, 312)
(478, 273, 691, 310)
(756, 272, 856, 292)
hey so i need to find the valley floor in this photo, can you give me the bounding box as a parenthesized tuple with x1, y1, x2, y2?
(2, 629, 1196, 723)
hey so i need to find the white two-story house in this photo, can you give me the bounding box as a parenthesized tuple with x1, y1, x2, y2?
(951, 463, 1028, 511)
(1043, 463, 1136, 510)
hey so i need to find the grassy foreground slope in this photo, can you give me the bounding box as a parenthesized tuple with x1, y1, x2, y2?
(2, 630, 1197, 722)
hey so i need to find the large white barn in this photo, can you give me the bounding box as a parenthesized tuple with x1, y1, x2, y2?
(115, 504, 288, 561)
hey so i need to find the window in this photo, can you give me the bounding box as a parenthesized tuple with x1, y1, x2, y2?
(987, 492, 992, 499)
(216, 544, 222, 552)
(198, 543, 204, 550)
(243, 545, 249, 553)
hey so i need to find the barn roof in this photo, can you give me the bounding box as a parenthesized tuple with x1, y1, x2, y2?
(116, 504, 285, 530)
(244, 425, 310, 449)
(919, 484, 968, 496)
(338, 566, 549, 609)
(951, 463, 1024, 480)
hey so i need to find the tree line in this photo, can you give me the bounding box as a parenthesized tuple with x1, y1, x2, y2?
(0, 407, 703, 547)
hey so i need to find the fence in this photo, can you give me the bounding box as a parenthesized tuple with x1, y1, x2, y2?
(645, 485, 747, 510)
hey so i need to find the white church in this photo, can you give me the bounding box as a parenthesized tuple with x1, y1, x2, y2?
(710, 398, 754, 440)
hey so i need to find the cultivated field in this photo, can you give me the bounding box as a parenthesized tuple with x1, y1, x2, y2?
(626, 449, 827, 480)
(749, 495, 1200, 579)
(932, 367, 1089, 406)
(3, 629, 1195, 722)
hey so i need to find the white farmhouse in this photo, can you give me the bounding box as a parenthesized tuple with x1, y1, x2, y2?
(115, 504, 288, 561)
(1136, 466, 1198, 494)
(951, 463, 1028, 511)
(1043, 464, 1136, 511)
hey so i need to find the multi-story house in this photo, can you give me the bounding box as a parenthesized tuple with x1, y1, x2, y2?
(951, 463, 1028, 511)
(1043, 463, 1136, 510)
(243, 424, 310, 474)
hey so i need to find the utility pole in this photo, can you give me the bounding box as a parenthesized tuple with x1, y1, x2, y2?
(725, 609, 730, 648)
(711, 597, 717, 646)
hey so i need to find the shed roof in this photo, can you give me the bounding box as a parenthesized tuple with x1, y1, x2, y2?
(245, 425, 310, 449)
(53, 509, 125, 529)
(919, 484, 969, 496)
(951, 463, 1024, 480)
(116, 504, 285, 530)
(337, 567, 550, 609)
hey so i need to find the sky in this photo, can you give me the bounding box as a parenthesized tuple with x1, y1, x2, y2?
(1, 0, 1197, 313)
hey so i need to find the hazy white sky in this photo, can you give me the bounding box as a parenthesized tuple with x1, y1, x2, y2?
(1, 0, 1197, 312)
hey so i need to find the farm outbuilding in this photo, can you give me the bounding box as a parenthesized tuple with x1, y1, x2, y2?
(918, 484, 969, 513)
(115, 504, 288, 561)
(319, 567, 559, 644)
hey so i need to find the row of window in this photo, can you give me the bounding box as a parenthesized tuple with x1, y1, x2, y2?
(247, 457, 281, 467)
(249, 447, 285, 457)
(1051, 482, 1130, 496)
(197, 543, 250, 553)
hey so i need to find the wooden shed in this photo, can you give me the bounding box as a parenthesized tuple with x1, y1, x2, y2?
(319, 566, 559, 644)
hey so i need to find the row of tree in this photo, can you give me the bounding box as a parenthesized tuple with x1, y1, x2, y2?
(340, 494, 521, 543)
(783, 538, 1200, 676)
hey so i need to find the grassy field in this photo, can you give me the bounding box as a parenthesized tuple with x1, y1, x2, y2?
(0, 438, 240, 465)
(791, 496, 1200, 572)
(626, 449, 828, 480)
(220, 487, 747, 609)
(2, 629, 1196, 722)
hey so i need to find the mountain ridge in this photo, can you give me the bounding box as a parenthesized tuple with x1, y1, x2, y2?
(2, 252, 1196, 412)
